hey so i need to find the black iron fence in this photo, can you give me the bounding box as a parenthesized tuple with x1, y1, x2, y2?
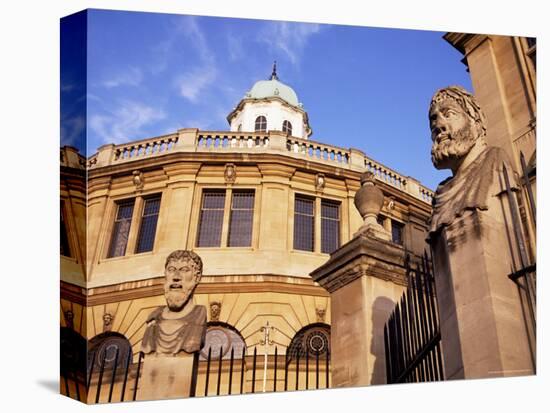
(61, 344, 331, 403)
(384, 253, 444, 384)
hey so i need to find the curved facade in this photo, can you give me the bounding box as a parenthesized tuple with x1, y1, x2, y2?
(60, 74, 434, 401)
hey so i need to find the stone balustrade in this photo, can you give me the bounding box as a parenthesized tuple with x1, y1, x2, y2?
(88, 129, 434, 203)
(286, 136, 351, 167)
(113, 133, 179, 161)
(197, 132, 270, 150)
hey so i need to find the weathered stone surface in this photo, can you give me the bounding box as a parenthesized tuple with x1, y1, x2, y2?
(138, 250, 207, 400)
(353, 172, 391, 240)
(141, 250, 207, 356)
(137, 353, 196, 400)
(311, 232, 406, 387)
(428, 86, 534, 379)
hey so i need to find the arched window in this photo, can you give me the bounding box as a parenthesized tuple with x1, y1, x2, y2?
(199, 322, 247, 360)
(255, 116, 267, 132)
(88, 332, 132, 371)
(282, 120, 292, 136)
(287, 323, 330, 361)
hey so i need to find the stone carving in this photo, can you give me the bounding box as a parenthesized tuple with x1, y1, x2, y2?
(224, 163, 236, 184)
(428, 86, 514, 237)
(427, 86, 533, 379)
(64, 310, 74, 329)
(141, 250, 207, 355)
(102, 313, 113, 331)
(210, 301, 221, 321)
(315, 173, 326, 192)
(132, 170, 144, 191)
(315, 307, 326, 323)
(353, 172, 391, 240)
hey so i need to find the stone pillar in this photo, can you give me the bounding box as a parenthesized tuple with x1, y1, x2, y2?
(310, 234, 406, 386)
(137, 353, 196, 401)
(267, 130, 288, 152)
(310, 171, 406, 387)
(431, 206, 534, 380)
(349, 148, 366, 170)
(95, 144, 115, 167)
(177, 128, 198, 152)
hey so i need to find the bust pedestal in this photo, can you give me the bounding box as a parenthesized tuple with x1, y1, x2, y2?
(137, 353, 196, 401)
(432, 209, 534, 379)
(310, 233, 406, 387)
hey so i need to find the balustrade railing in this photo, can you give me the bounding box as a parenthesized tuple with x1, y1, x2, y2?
(113, 133, 179, 162)
(87, 129, 434, 203)
(365, 159, 407, 190)
(197, 132, 270, 150)
(285, 137, 350, 166)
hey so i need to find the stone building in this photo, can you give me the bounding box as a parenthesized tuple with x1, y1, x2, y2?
(60, 67, 434, 401)
(444, 33, 536, 254)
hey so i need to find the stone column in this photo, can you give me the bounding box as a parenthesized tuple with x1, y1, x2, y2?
(310, 172, 406, 386)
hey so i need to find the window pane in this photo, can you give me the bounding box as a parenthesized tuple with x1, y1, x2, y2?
(282, 120, 292, 135)
(321, 200, 340, 254)
(391, 220, 404, 245)
(107, 199, 135, 258)
(294, 196, 314, 251)
(255, 116, 267, 132)
(197, 191, 226, 247)
(60, 201, 71, 257)
(135, 195, 161, 253)
(228, 191, 255, 247)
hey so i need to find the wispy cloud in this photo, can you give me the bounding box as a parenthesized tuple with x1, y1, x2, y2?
(259, 22, 323, 66)
(227, 32, 245, 61)
(102, 67, 143, 88)
(61, 115, 85, 147)
(177, 66, 217, 102)
(173, 16, 218, 103)
(90, 100, 166, 144)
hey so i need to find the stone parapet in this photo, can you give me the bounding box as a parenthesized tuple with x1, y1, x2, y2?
(87, 129, 434, 204)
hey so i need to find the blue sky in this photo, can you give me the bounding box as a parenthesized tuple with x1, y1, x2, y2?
(62, 9, 473, 189)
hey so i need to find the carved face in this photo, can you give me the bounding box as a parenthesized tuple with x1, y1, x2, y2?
(164, 258, 199, 311)
(429, 99, 478, 170)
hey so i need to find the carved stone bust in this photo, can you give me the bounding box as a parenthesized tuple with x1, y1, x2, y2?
(428, 86, 513, 238)
(141, 250, 207, 355)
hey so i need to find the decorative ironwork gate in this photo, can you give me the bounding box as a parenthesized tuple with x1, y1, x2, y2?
(384, 253, 444, 384)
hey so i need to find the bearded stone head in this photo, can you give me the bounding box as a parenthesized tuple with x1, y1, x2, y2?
(429, 86, 487, 172)
(163, 250, 203, 312)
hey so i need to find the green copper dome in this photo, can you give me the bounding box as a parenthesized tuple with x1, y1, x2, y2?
(247, 78, 299, 106)
(246, 62, 300, 107)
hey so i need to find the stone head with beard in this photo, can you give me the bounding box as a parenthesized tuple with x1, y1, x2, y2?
(163, 250, 203, 311)
(429, 86, 487, 174)
(427, 86, 514, 238)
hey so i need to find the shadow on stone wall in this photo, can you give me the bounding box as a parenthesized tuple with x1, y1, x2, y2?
(370, 296, 396, 385)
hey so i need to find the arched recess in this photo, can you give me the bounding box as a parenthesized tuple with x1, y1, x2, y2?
(87, 332, 132, 371)
(287, 323, 331, 361)
(60, 327, 87, 375)
(199, 321, 247, 360)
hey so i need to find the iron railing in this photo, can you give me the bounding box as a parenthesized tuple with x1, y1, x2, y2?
(384, 253, 444, 383)
(61, 343, 331, 403)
